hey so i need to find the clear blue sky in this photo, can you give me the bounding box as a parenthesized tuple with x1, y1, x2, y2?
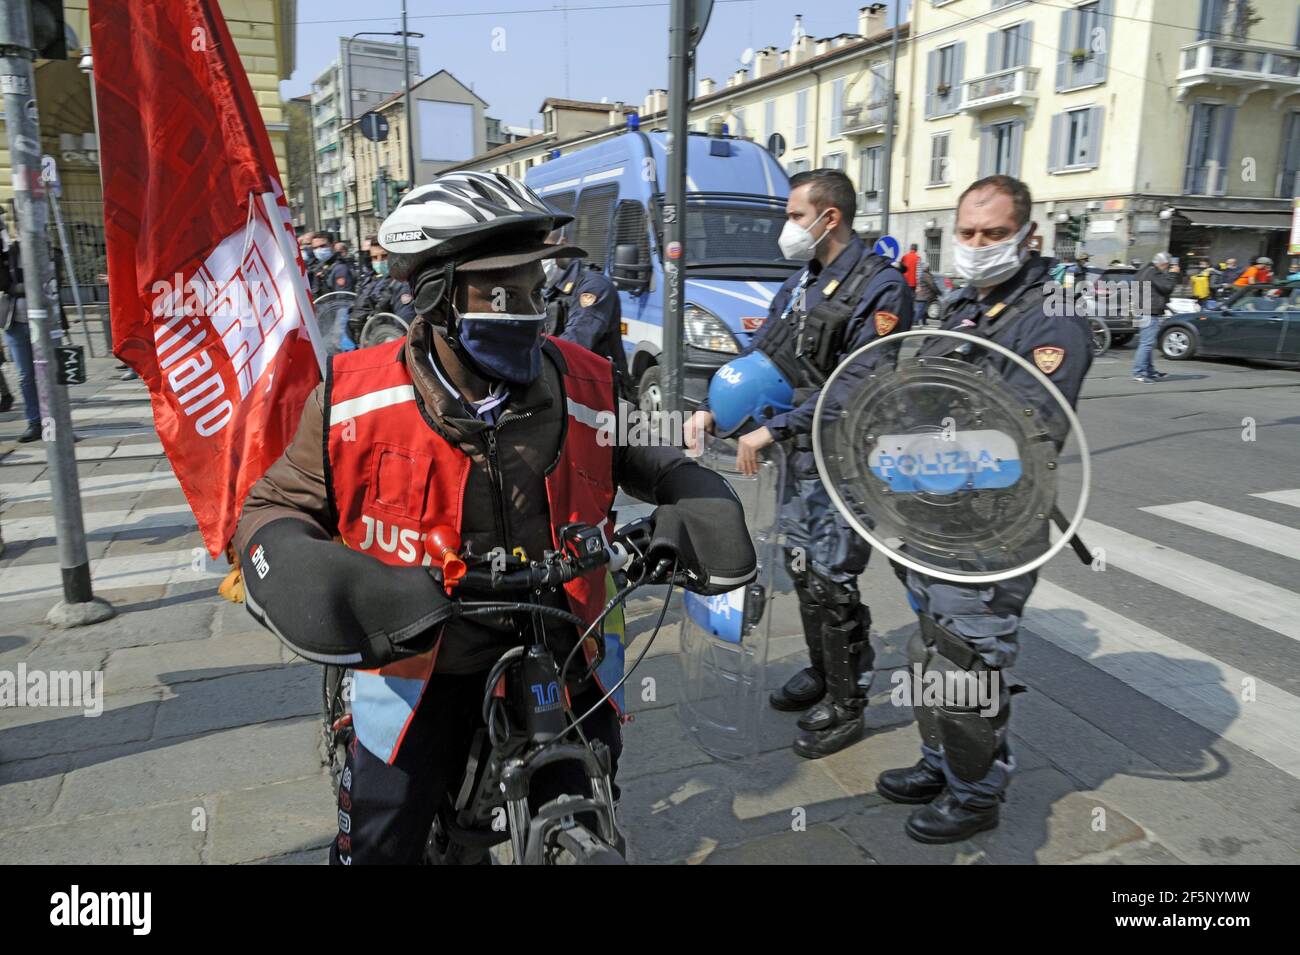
(280, 1, 907, 129)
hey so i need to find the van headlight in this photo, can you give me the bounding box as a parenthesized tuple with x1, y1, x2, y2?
(683, 304, 740, 354)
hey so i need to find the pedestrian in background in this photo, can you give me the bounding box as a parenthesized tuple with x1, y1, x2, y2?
(1132, 251, 1178, 383)
(914, 258, 940, 327)
(1218, 256, 1242, 286)
(900, 243, 920, 290)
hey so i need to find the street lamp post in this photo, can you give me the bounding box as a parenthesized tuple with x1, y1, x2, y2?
(343, 30, 423, 248)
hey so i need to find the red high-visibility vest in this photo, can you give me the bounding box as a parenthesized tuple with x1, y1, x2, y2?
(325, 337, 623, 763)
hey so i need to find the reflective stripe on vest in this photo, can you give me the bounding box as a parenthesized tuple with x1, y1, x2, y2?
(325, 337, 624, 764)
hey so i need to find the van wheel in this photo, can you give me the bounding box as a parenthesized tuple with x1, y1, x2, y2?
(637, 365, 662, 416)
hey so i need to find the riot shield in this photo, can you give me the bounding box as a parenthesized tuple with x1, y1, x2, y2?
(813, 328, 1090, 584)
(676, 436, 784, 761)
(359, 311, 410, 349)
(314, 291, 357, 355)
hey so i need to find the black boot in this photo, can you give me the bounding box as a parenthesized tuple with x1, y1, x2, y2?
(792, 699, 865, 758)
(904, 789, 1000, 844)
(792, 601, 871, 758)
(770, 667, 825, 711)
(17, 421, 40, 443)
(770, 599, 826, 711)
(876, 759, 945, 804)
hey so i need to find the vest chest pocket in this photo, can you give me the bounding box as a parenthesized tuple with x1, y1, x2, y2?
(368, 442, 434, 522)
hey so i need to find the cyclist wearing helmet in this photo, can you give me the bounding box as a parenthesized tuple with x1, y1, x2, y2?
(234, 171, 756, 864)
(686, 168, 914, 760)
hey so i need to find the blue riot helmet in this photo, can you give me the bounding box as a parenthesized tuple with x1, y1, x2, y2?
(708, 350, 795, 437)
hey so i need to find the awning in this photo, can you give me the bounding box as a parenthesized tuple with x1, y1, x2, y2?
(1176, 209, 1293, 230)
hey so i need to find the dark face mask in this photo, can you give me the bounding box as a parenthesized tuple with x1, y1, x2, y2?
(453, 308, 545, 385)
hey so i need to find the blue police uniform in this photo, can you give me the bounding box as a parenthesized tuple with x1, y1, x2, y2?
(706, 234, 914, 757)
(546, 261, 630, 396)
(881, 253, 1093, 841)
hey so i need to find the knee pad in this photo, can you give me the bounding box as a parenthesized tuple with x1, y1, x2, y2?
(805, 569, 863, 626)
(921, 616, 1011, 783)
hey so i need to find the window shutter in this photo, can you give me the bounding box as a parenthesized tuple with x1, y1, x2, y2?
(926, 49, 938, 118)
(953, 41, 966, 94)
(1010, 120, 1025, 178)
(978, 125, 993, 178)
(1047, 113, 1066, 172)
(1087, 106, 1105, 169)
(1094, 0, 1113, 84)
(987, 31, 1000, 73)
(1183, 103, 1208, 193)
(1020, 22, 1034, 69)
(1214, 104, 1237, 193)
(1056, 9, 1073, 91)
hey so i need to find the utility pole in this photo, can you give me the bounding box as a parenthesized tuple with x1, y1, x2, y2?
(0, 2, 112, 626)
(662, 0, 712, 417)
(402, 0, 416, 188)
(881, 0, 900, 236)
(662, 0, 691, 418)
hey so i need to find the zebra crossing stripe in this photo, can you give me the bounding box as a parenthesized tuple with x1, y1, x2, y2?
(1141, 501, 1300, 562)
(0, 470, 178, 506)
(1080, 519, 1300, 644)
(1253, 489, 1300, 510)
(0, 548, 226, 603)
(1028, 580, 1300, 779)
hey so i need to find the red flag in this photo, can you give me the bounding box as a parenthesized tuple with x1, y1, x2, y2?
(92, 0, 324, 557)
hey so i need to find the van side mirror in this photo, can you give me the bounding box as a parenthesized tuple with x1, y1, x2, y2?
(611, 242, 650, 295)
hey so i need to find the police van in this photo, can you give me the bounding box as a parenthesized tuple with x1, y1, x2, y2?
(526, 124, 797, 410)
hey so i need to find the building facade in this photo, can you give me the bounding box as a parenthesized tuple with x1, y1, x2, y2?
(340, 71, 488, 243)
(312, 37, 420, 241)
(897, 0, 1300, 271)
(450, 1, 1299, 275)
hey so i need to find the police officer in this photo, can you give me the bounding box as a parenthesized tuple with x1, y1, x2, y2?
(347, 240, 416, 344)
(877, 174, 1092, 843)
(543, 230, 632, 398)
(687, 168, 914, 759)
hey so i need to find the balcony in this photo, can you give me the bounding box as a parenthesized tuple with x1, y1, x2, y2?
(960, 66, 1038, 113)
(1177, 40, 1300, 103)
(840, 97, 891, 136)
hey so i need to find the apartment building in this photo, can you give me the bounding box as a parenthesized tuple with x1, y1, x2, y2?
(339, 71, 488, 243)
(449, 1, 1299, 273)
(900, 0, 1300, 271)
(312, 38, 420, 240)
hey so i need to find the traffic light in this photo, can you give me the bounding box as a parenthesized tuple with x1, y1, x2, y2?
(29, 1, 69, 60)
(1065, 214, 1086, 243)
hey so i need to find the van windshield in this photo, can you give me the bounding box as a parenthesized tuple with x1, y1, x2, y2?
(654, 199, 791, 267)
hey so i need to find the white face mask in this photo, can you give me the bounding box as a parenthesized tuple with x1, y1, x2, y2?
(952, 222, 1032, 287)
(778, 210, 829, 262)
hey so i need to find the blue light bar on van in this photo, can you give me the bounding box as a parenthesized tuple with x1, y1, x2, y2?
(627, 113, 640, 130)
(550, 149, 561, 160)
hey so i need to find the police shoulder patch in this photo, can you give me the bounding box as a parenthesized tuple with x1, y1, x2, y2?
(579, 291, 597, 308)
(1033, 346, 1065, 374)
(874, 311, 899, 335)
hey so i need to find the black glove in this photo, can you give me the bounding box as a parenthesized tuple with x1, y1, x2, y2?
(241, 518, 456, 668)
(643, 462, 758, 596)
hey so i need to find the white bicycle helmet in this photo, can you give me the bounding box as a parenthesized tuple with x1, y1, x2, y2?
(379, 171, 570, 262)
(378, 171, 582, 315)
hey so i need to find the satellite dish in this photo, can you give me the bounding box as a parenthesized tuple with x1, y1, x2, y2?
(740, 47, 754, 66)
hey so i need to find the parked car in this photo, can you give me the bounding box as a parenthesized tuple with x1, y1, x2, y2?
(1073, 265, 1140, 346)
(1158, 282, 1300, 363)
